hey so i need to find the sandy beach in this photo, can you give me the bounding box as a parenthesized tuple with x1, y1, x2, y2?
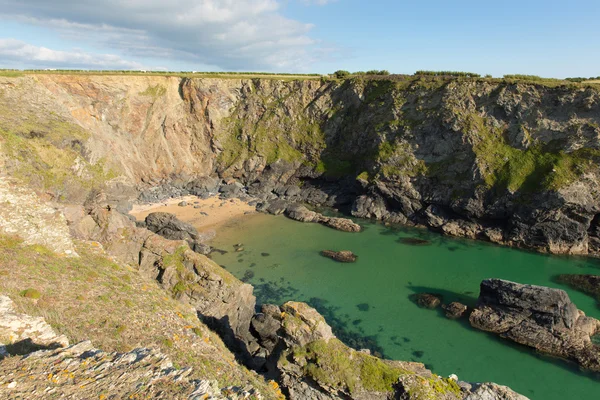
(130, 195, 257, 232)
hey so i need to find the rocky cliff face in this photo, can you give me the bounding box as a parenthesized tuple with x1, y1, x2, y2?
(2, 74, 599, 255)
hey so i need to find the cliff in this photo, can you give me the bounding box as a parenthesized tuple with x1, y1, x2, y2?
(1, 74, 599, 255)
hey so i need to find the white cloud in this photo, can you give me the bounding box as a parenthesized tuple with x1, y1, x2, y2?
(0, 0, 334, 71)
(0, 38, 144, 69)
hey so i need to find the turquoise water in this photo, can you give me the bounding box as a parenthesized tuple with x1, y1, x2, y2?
(210, 214, 600, 399)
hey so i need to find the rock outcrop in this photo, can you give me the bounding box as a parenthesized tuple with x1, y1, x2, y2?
(141, 211, 212, 255)
(2, 74, 600, 255)
(249, 301, 527, 400)
(556, 274, 600, 301)
(282, 203, 362, 232)
(470, 279, 600, 371)
(320, 250, 358, 263)
(67, 206, 257, 356)
(0, 296, 69, 357)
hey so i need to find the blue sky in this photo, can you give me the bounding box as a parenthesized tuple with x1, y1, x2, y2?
(0, 0, 598, 77)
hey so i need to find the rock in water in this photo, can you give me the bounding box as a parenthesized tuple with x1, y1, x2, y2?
(443, 302, 468, 319)
(320, 250, 358, 263)
(556, 274, 600, 300)
(413, 293, 442, 309)
(470, 279, 600, 372)
(398, 237, 430, 246)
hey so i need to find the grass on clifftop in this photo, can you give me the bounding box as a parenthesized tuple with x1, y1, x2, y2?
(0, 234, 278, 398)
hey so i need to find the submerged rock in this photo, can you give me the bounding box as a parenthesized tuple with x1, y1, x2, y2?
(413, 293, 442, 309)
(320, 250, 358, 263)
(443, 302, 469, 319)
(399, 237, 430, 246)
(470, 279, 600, 372)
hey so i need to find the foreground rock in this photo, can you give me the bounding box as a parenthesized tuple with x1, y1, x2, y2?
(0, 296, 69, 357)
(556, 274, 600, 301)
(0, 340, 258, 399)
(140, 212, 212, 255)
(282, 204, 361, 233)
(470, 279, 600, 371)
(320, 250, 358, 263)
(68, 207, 257, 356)
(248, 301, 527, 400)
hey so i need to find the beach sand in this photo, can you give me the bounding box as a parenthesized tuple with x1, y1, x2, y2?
(130, 195, 256, 232)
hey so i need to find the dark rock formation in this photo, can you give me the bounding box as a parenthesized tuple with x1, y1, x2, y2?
(413, 293, 443, 309)
(556, 274, 600, 301)
(470, 279, 600, 371)
(67, 207, 257, 357)
(143, 212, 211, 255)
(443, 302, 469, 319)
(320, 250, 358, 263)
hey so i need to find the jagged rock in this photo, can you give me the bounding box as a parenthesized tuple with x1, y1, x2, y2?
(413, 293, 442, 309)
(0, 339, 258, 399)
(443, 302, 469, 319)
(320, 250, 358, 263)
(144, 212, 212, 255)
(0, 296, 69, 357)
(69, 207, 257, 357)
(464, 382, 529, 400)
(470, 279, 600, 371)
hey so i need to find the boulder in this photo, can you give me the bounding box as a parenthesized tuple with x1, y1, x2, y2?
(443, 302, 468, 319)
(320, 250, 357, 263)
(413, 293, 442, 309)
(178, 201, 188, 207)
(470, 279, 600, 372)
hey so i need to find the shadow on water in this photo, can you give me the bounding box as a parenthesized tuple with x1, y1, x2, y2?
(249, 277, 389, 357)
(407, 285, 600, 385)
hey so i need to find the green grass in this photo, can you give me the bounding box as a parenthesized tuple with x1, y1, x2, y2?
(0, 234, 279, 397)
(19, 288, 41, 299)
(461, 113, 597, 193)
(291, 339, 409, 394)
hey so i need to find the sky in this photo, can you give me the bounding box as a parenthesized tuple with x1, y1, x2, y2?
(0, 0, 598, 78)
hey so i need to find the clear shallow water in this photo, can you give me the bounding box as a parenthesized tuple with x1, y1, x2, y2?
(211, 213, 600, 400)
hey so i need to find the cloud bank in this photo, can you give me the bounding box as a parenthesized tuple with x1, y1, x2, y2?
(0, 0, 332, 70)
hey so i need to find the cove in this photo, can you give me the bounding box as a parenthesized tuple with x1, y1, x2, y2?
(210, 213, 600, 400)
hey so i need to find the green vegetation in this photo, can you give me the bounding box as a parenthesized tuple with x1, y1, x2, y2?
(0, 68, 322, 81)
(0, 127, 117, 202)
(333, 70, 352, 79)
(291, 339, 408, 394)
(140, 84, 167, 98)
(376, 141, 427, 179)
(415, 70, 481, 78)
(217, 87, 326, 170)
(19, 288, 41, 299)
(462, 113, 598, 192)
(0, 234, 278, 396)
(289, 339, 461, 397)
